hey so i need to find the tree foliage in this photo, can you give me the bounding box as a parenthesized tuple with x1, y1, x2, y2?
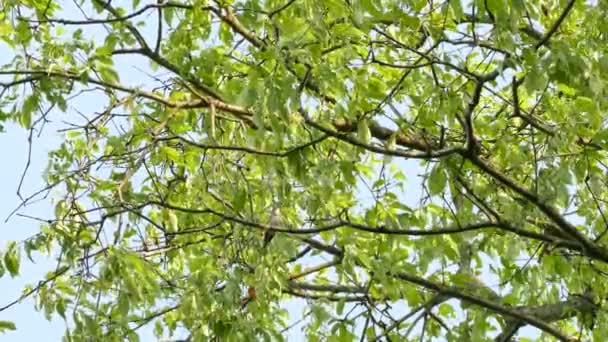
(0, 0, 607, 341)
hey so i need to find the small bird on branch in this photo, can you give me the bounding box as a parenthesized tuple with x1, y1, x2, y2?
(263, 206, 280, 248)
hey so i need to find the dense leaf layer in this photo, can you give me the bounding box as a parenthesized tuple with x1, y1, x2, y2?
(1, 0, 607, 341)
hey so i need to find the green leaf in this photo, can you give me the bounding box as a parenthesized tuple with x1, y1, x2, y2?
(428, 164, 447, 195)
(524, 66, 548, 93)
(0, 321, 16, 333)
(438, 303, 454, 317)
(4, 242, 19, 278)
(449, 0, 464, 19)
(357, 119, 371, 144)
(360, 0, 381, 16)
(167, 212, 179, 233)
(118, 293, 130, 316)
(56, 299, 66, 318)
(163, 6, 175, 24)
(19, 94, 38, 128)
(336, 298, 345, 315)
(97, 63, 119, 84)
(557, 83, 577, 96)
(575, 96, 595, 113)
(127, 330, 140, 342)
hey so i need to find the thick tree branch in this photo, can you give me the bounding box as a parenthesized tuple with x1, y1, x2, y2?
(496, 293, 597, 342)
(287, 281, 365, 294)
(391, 272, 577, 342)
(467, 154, 608, 263)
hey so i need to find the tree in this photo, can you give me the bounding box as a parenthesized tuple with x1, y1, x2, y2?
(0, 0, 607, 340)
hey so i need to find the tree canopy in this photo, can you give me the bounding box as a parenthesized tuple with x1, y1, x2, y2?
(1, 0, 607, 341)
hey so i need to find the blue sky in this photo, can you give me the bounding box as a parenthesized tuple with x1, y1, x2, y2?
(0, 125, 63, 340)
(0, 2, 149, 338)
(0, 10, 65, 335)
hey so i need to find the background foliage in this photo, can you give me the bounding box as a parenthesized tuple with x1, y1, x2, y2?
(0, 0, 607, 341)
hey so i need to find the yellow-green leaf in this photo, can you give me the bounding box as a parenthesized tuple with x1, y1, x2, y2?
(358, 119, 371, 144)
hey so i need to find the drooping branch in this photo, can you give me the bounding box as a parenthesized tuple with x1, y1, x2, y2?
(534, 0, 577, 50)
